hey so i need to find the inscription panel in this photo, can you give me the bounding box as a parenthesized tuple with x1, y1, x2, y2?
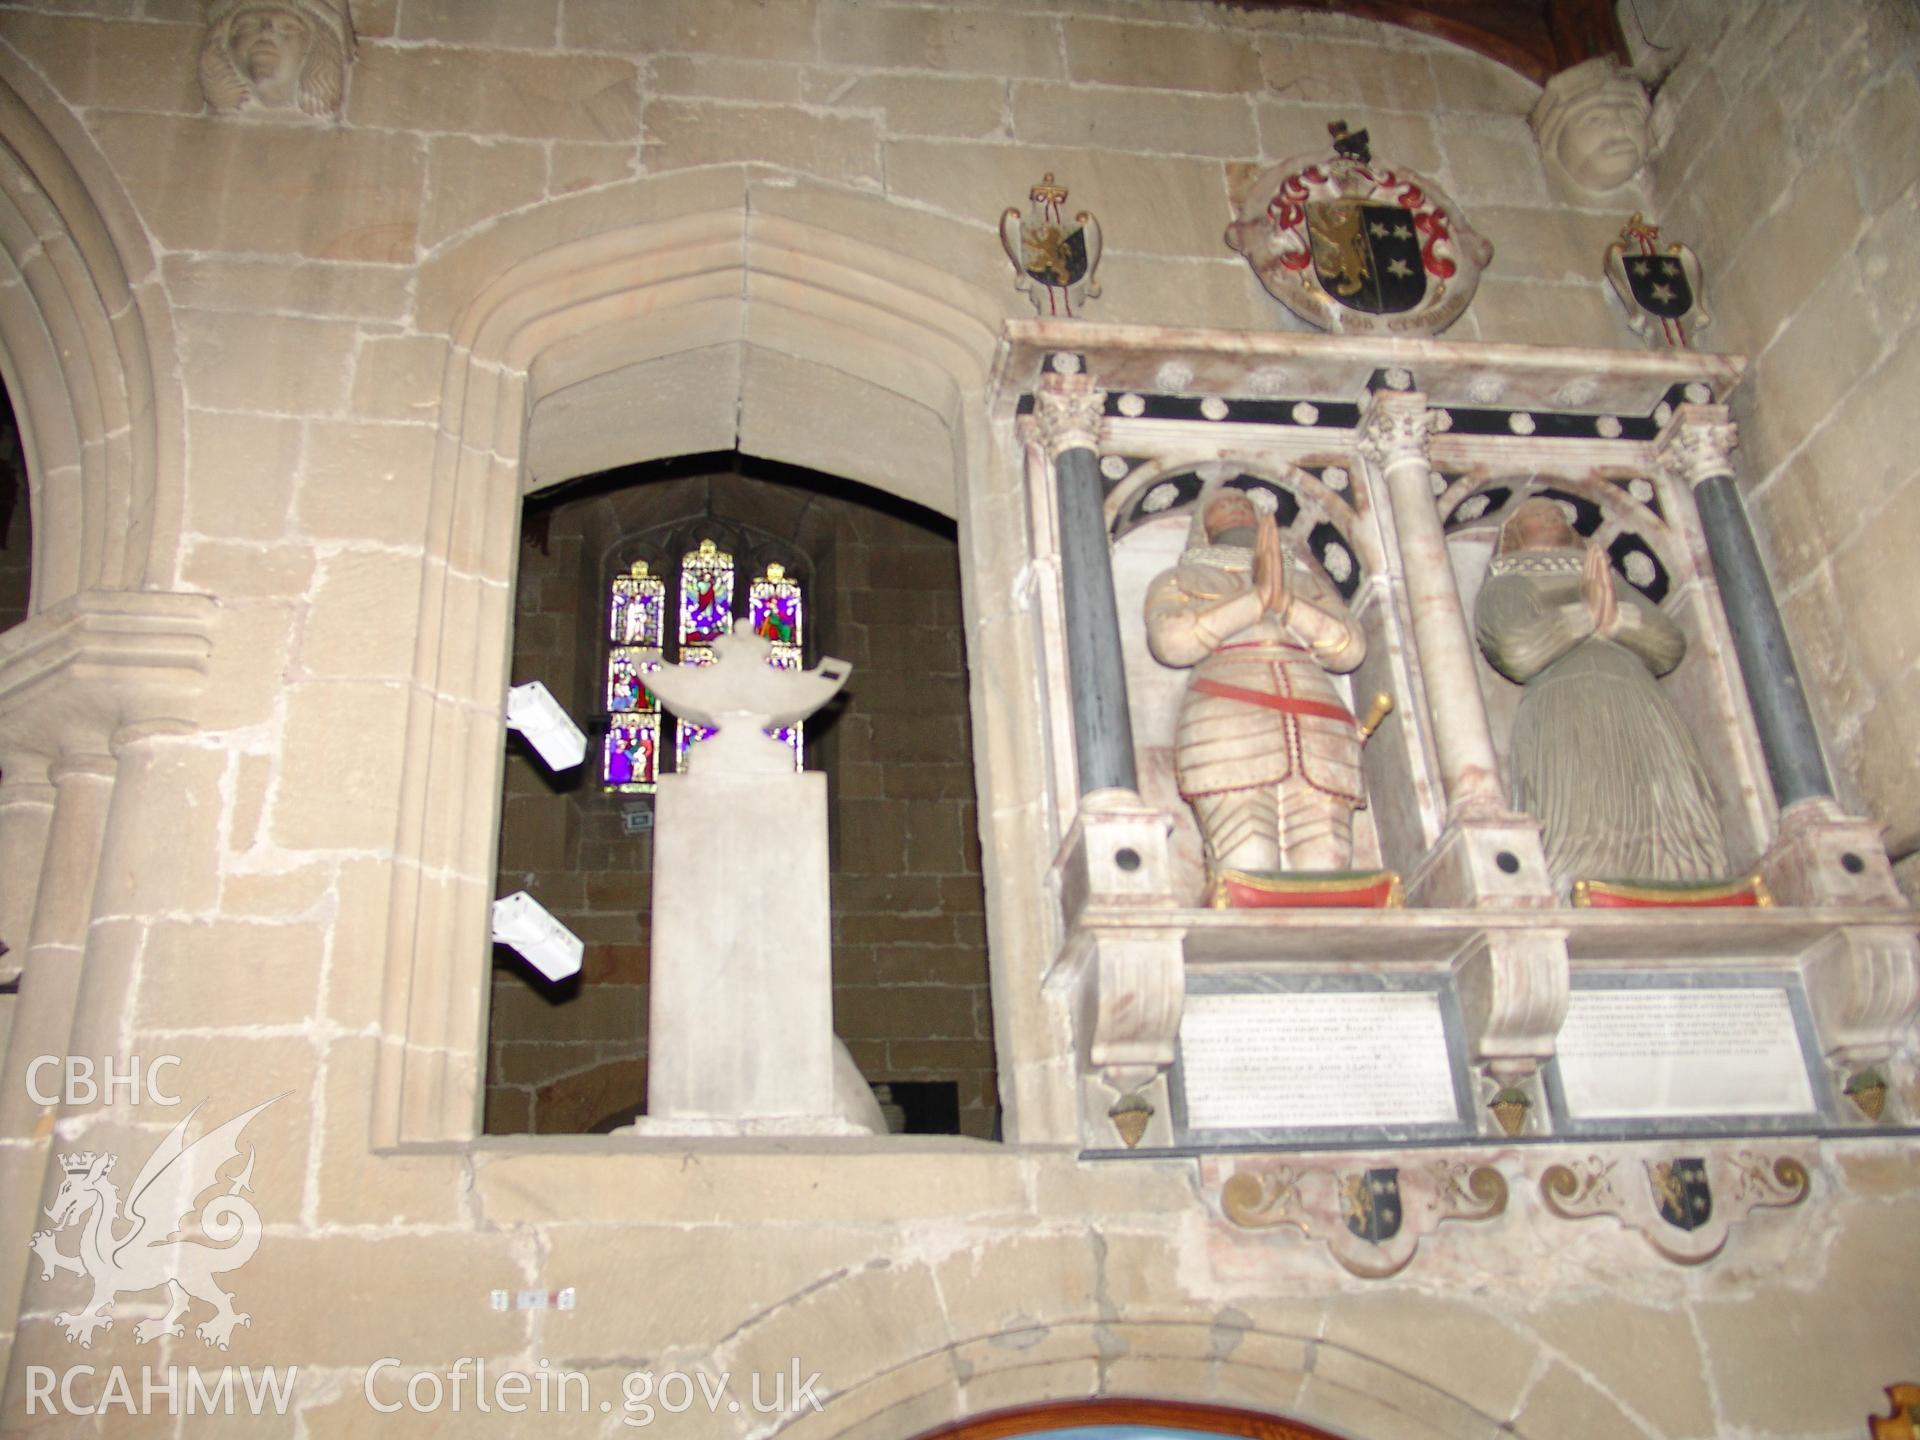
(1170, 976, 1475, 1147)
(1554, 984, 1817, 1121)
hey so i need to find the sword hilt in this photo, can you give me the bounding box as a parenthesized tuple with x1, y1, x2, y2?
(1357, 691, 1393, 741)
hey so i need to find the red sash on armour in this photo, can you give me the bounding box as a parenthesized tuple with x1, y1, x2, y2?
(1189, 677, 1356, 727)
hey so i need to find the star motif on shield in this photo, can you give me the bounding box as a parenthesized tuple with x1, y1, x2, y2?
(1604, 212, 1711, 349)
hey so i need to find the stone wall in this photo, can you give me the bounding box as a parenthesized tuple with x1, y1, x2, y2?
(1628, 0, 1920, 898)
(488, 464, 993, 1137)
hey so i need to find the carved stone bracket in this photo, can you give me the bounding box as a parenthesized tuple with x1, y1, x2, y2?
(1031, 373, 1108, 458)
(1066, 928, 1184, 1096)
(1801, 925, 1920, 1075)
(1211, 1153, 1508, 1279)
(1535, 1146, 1811, 1265)
(1452, 929, 1570, 1086)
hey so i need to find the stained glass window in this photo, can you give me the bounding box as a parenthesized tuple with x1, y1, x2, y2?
(605, 539, 806, 790)
(673, 539, 732, 767)
(750, 562, 806, 768)
(603, 561, 664, 793)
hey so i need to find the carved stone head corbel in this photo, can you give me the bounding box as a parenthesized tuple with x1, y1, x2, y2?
(199, 0, 354, 119)
(1530, 58, 1652, 194)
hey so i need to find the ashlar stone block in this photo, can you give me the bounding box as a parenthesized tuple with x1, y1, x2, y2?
(135, 918, 324, 1030)
(1062, 17, 1259, 93)
(90, 113, 424, 261)
(644, 100, 882, 187)
(350, 44, 639, 143)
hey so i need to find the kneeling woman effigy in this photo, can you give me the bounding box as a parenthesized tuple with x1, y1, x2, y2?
(1475, 498, 1731, 900)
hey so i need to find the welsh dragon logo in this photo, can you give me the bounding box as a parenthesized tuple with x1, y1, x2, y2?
(28, 1096, 279, 1349)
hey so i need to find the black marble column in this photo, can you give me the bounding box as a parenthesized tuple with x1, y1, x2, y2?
(1668, 412, 1834, 808)
(1035, 377, 1137, 798)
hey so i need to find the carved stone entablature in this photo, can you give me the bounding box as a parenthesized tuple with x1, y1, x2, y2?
(1226, 124, 1493, 336)
(1535, 1146, 1811, 1265)
(1210, 1153, 1508, 1279)
(200, 0, 355, 119)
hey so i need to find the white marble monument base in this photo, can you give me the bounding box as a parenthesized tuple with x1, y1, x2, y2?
(643, 769, 873, 1131)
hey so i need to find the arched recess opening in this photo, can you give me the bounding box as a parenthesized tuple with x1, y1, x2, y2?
(487, 450, 995, 1137)
(915, 1399, 1347, 1440)
(378, 199, 1035, 1146)
(0, 391, 29, 634)
(0, 49, 181, 603)
(0, 48, 186, 1046)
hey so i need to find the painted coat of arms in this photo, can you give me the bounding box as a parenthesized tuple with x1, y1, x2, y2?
(1339, 1167, 1404, 1245)
(1000, 172, 1102, 317)
(1648, 1155, 1713, 1232)
(1604, 212, 1710, 349)
(1227, 122, 1493, 336)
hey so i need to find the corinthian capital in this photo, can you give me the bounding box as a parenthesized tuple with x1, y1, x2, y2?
(1359, 392, 1434, 466)
(1031, 374, 1108, 457)
(1656, 404, 1739, 488)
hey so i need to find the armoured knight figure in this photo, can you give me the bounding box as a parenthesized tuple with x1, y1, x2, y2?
(199, 0, 354, 118)
(1145, 483, 1367, 882)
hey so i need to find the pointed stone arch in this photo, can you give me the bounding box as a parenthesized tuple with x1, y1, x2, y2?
(0, 43, 182, 605)
(377, 183, 1026, 1144)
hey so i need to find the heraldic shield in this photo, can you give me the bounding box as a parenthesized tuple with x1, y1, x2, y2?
(1000, 171, 1103, 317)
(1308, 200, 1428, 315)
(1341, 1167, 1404, 1245)
(1604, 213, 1711, 349)
(1227, 121, 1492, 336)
(1621, 251, 1694, 318)
(1650, 1157, 1713, 1232)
